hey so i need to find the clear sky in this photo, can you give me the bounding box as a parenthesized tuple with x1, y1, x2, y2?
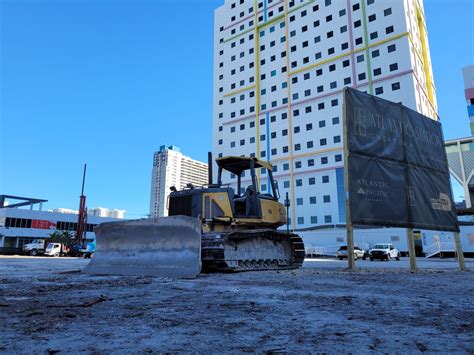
(1, 0, 473, 216)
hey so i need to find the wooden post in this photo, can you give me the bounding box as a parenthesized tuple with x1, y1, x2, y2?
(454, 231, 466, 271)
(342, 89, 355, 270)
(406, 228, 417, 273)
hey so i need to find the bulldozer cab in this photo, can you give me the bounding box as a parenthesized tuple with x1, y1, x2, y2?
(216, 156, 280, 218)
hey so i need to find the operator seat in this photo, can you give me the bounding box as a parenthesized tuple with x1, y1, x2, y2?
(234, 185, 258, 216)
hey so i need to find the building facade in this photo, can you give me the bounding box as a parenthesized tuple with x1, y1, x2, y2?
(52, 207, 126, 219)
(0, 207, 120, 254)
(462, 65, 474, 135)
(213, 0, 437, 229)
(149, 145, 208, 217)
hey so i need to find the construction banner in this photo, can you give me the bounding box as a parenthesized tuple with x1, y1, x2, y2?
(344, 87, 458, 232)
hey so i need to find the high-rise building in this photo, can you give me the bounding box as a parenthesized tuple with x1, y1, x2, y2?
(462, 65, 474, 134)
(149, 145, 208, 217)
(213, 0, 437, 229)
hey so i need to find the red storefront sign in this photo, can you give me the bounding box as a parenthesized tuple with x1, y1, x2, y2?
(31, 220, 57, 230)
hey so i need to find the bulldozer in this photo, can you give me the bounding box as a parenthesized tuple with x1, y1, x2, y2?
(84, 156, 305, 278)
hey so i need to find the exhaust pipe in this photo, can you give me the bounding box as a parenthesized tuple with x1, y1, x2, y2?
(208, 151, 213, 185)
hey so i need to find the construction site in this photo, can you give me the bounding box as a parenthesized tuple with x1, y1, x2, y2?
(0, 256, 473, 353)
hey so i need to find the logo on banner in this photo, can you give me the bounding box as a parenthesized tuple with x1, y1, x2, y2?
(431, 193, 452, 211)
(355, 178, 389, 202)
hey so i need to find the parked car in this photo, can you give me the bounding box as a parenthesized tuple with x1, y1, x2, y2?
(369, 243, 400, 261)
(337, 245, 366, 260)
(22, 239, 47, 256)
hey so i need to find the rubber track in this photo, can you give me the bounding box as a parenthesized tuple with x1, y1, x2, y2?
(201, 229, 305, 272)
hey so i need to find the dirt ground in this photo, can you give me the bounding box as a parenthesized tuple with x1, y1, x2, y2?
(0, 256, 473, 353)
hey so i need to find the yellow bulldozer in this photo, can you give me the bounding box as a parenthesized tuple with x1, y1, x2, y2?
(85, 156, 305, 278)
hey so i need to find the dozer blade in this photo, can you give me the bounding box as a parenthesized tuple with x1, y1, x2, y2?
(83, 216, 201, 278)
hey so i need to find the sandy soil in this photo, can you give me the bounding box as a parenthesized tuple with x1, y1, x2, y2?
(0, 256, 473, 353)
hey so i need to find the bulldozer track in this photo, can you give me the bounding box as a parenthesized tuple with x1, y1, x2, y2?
(201, 229, 305, 273)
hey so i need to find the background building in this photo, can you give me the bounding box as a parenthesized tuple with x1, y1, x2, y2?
(0, 196, 120, 254)
(213, 0, 437, 229)
(149, 145, 208, 217)
(52, 207, 126, 219)
(446, 137, 474, 208)
(462, 65, 474, 134)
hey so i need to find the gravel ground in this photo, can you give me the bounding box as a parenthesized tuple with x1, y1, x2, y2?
(0, 256, 473, 353)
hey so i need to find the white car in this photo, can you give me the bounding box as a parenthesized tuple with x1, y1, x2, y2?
(337, 245, 366, 260)
(369, 243, 400, 261)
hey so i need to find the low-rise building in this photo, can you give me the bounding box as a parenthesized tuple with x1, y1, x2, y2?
(0, 196, 121, 254)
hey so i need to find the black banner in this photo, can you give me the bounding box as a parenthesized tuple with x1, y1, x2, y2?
(345, 87, 458, 232)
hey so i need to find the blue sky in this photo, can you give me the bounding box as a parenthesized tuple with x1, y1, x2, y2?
(1, 0, 473, 216)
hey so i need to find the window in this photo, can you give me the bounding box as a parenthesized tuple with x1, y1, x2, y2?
(331, 99, 338, 107)
(231, 141, 235, 148)
(386, 26, 394, 34)
(297, 198, 303, 206)
(306, 123, 313, 130)
(307, 141, 314, 148)
(295, 143, 301, 151)
(309, 196, 316, 204)
(392, 82, 401, 91)
(295, 161, 302, 169)
(375, 86, 384, 95)
(332, 117, 340, 125)
(335, 154, 342, 162)
(358, 72, 366, 80)
(323, 195, 331, 203)
(353, 3, 360, 11)
(297, 217, 304, 225)
(355, 37, 363, 45)
(388, 44, 396, 53)
(319, 120, 326, 128)
(384, 8, 392, 16)
(283, 163, 289, 171)
(308, 159, 315, 167)
(389, 63, 398, 71)
(334, 135, 341, 143)
(321, 157, 328, 164)
(284, 181, 290, 188)
(322, 175, 329, 183)
(296, 179, 302, 187)
(339, 9, 346, 16)
(311, 216, 318, 224)
(324, 215, 332, 223)
(368, 14, 376, 22)
(373, 68, 382, 76)
(314, 35, 321, 43)
(329, 64, 336, 72)
(218, 139, 223, 145)
(320, 138, 327, 146)
(308, 177, 315, 185)
(356, 55, 364, 63)
(372, 49, 380, 58)
(354, 20, 361, 28)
